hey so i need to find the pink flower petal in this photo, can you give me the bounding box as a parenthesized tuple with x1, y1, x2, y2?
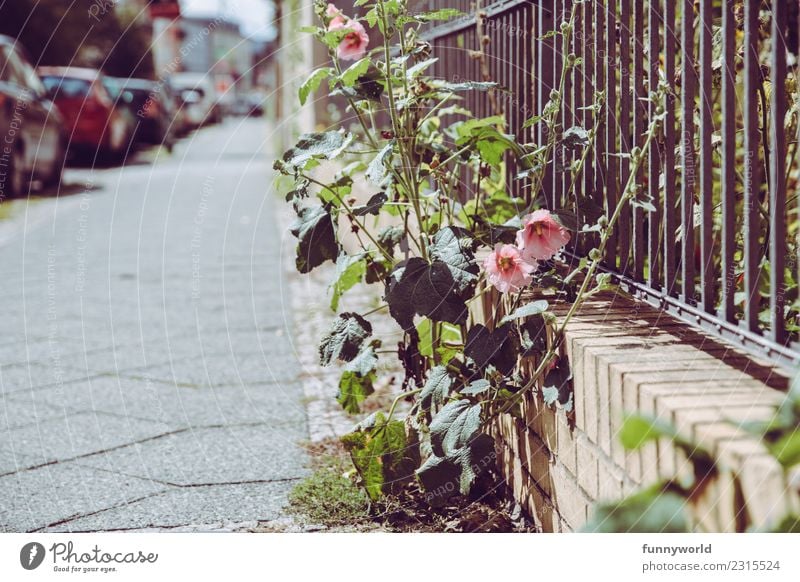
(483, 244, 536, 294)
(517, 209, 570, 262)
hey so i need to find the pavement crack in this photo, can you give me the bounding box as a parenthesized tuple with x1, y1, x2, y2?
(33, 490, 170, 533)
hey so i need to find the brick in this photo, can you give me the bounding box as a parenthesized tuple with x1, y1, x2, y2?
(551, 463, 589, 530)
(520, 430, 552, 497)
(576, 434, 599, 499)
(597, 456, 625, 502)
(555, 411, 577, 475)
(524, 481, 558, 533)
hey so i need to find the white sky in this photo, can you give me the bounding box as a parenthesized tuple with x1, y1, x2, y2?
(180, 0, 276, 40)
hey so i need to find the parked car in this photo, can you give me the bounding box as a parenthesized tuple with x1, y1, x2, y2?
(0, 36, 66, 197)
(37, 66, 133, 160)
(104, 77, 175, 152)
(169, 73, 221, 129)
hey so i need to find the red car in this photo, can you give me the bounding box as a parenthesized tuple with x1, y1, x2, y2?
(37, 67, 132, 159)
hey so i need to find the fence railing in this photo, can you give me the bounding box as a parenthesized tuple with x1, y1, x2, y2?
(415, 0, 800, 367)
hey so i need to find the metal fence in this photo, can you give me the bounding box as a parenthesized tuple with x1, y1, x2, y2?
(415, 0, 800, 367)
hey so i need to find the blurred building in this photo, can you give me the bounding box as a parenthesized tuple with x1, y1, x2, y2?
(180, 16, 253, 93)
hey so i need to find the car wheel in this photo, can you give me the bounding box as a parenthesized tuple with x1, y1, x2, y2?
(4, 145, 27, 198)
(43, 138, 66, 188)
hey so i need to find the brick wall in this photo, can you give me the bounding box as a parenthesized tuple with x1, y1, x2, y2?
(477, 288, 800, 532)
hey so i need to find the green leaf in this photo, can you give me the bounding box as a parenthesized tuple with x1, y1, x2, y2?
(430, 400, 481, 458)
(330, 254, 367, 311)
(541, 358, 574, 412)
(337, 370, 375, 414)
(385, 258, 473, 330)
(583, 484, 690, 533)
(434, 80, 499, 93)
(406, 57, 438, 78)
(500, 300, 549, 325)
(345, 344, 379, 377)
(619, 414, 679, 451)
(416, 401, 495, 503)
(416, 320, 462, 363)
(464, 324, 518, 375)
(353, 193, 388, 217)
(412, 8, 463, 22)
(377, 225, 404, 256)
(420, 365, 455, 410)
(429, 226, 480, 294)
(561, 125, 590, 149)
(340, 57, 371, 87)
(771, 514, 800, 532)
(290, 205, 338, 273)
(461, 379, 491, 396)
(299, 67, 333, 106)
(771, 429, 800, 468)
(281, 131, 354, 172)
(319, 312, 372, 366)
(341, 412, 415, 500)
(366, 142, 394, 185)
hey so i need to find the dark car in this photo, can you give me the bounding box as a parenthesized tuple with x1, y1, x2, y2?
(0, 36, 66, 197)
(104, 77, 175, 151)
(37, 66, 133, 160)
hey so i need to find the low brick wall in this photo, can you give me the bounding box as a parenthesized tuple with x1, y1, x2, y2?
(477, 288, 800, 532)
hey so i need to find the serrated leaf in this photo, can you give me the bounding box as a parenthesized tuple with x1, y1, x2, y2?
(430, 400, 481, 457)
(330, 254, 367, 311)
(416, 402, 494, 504)
(385, 257, 472, 330)
(541, 358, 573, 412)
(500, 300, 549, 325)
(464, 323, 518, 375)
(340, 57, 371, 87)
(420, 365, 455, 410)
(435, 80, 499, 93)
(319, 312, 372, 366)
(299, 67, 332, 105)
(281, 131, 353, 172)
(345, 344, 379, 377)
(561, 125, 590, 149)
(461, 379, 491, 396)
(406, 57, 438, 78)
(353, 192, 388, 217)
(377, 225, 404, 256)
(366, 142, 394, 185)
(337, 370, 375, 414)
(341, 412, 415, 500)
(290, 205, 338, 273)
(429, 226, 479, 294)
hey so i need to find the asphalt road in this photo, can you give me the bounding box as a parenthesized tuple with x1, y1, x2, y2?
(0, 118, 309, 532)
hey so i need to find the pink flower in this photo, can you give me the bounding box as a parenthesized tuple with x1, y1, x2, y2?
(516, 209, 571, 262)
(325, 3, 347, 28)
(483, 244, 535, 294)
(330, 18, 370, 61)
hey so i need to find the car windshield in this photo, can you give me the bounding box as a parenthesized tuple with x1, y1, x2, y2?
(40, 76, 92, 99)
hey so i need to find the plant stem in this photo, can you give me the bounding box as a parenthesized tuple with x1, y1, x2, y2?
(302, 174, 394, 263)
(386, 388, 422, 424)
(493, 104, 664, 418)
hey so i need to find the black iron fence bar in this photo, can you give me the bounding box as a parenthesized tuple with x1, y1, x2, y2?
(647, 0, 662, 290)
(721, 0, 736, 324)
(680, 0, 696, 305)
(770, 0, 788, 344)
(418, 0, 797, 366)
(743, 0, 761, 333)
(662, 0, 678, 296)
(699, 0, 714, 315)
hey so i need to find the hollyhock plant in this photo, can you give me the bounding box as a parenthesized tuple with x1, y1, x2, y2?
(483, 244, 536, 293)
(517, 209, 571, 263)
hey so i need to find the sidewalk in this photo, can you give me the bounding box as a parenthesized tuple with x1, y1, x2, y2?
(0, 119, 310, 532)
